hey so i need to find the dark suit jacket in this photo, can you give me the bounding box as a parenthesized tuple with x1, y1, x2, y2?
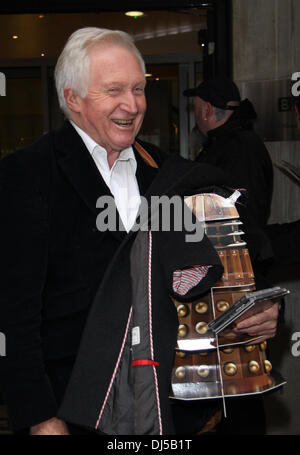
(0, 120, 167, 431)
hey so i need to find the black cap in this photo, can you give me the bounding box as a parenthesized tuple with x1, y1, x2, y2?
(183, 77, 241, 110)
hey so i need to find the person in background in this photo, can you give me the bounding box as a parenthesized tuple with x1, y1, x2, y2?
(184, 77, 273, 231)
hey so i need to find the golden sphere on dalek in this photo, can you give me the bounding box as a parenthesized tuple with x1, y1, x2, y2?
(175, 350, 187, 358)
(197, 365, 210, 378)
(195, 321, 208, 335)
(177, 304, 188, 318)
(178, 324, 188, 338)
(264, 360, 272, 373)
(248, 360, 260, 374)
(175, 367, 186, 379)
(194, 302, 208, 314)
(199, 351, 208, 356)
(222, 347, 234, 354)
(224, 362, 238, 376)
(217, 300, 230, 312)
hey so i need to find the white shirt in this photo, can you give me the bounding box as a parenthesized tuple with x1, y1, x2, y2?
(70, 121, 141, 232)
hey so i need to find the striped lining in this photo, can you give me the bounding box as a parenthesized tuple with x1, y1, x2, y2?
(173, 265, 212, 296)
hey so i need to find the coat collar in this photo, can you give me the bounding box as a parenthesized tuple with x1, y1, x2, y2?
(54, 120, 112, 216)
(54, 122, 161, 207)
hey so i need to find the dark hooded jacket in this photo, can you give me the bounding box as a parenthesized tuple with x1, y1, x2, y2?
(196, 99, 274, 232)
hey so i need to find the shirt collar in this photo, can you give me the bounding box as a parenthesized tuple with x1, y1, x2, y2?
(70, 120, 137, 172)
(70, 120, 100, 154)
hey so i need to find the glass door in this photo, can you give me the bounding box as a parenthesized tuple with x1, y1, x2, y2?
(0, 67, 43, 158)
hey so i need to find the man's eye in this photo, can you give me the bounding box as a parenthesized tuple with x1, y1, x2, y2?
(134, 87, 145, 94)
(108, 88, 120, 94)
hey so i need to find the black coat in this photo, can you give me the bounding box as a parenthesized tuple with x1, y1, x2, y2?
(0, 120, 166, 431)
(196, 100, 274, 230)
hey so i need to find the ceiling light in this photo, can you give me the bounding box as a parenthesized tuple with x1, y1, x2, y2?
(125, 11, 144, 18)
(12, 35, 19, 39)
(38, 14, 45, 19)
(145, 73, 152, 78)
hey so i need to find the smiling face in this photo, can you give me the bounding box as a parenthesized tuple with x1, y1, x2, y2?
(65, 43, 146, 157)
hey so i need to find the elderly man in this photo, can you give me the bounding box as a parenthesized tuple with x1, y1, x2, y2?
(0, 27, 168, 436)
(0, 30, 279, 436)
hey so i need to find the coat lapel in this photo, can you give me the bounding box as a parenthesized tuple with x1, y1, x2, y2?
(54, 120, 112, 216)
(54, 121, 127, 242)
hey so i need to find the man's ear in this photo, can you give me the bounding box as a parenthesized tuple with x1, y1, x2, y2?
(64, 87, 82, 113)
(205, 102, 214, 118)
(201, 101, 213, 121)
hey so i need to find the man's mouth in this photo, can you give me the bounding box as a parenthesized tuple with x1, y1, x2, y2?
(112, 119, 134, 127)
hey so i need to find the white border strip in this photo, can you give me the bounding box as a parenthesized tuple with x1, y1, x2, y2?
(95, 306, 133, 430)
(148, 230, 163, 435)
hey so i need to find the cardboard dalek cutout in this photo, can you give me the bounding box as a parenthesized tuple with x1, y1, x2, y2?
(171, 192, 286, 403)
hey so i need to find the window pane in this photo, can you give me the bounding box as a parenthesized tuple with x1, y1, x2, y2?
(0, 68, 43, 158)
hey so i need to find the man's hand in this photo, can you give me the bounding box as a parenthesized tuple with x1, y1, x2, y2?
(30, 417, 69, 435)
(233, 302, 279, 343)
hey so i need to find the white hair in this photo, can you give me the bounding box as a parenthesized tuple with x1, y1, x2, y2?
(54, 27, 146, 118)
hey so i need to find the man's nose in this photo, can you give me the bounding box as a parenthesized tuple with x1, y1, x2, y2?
(120, 91, 139, 114)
